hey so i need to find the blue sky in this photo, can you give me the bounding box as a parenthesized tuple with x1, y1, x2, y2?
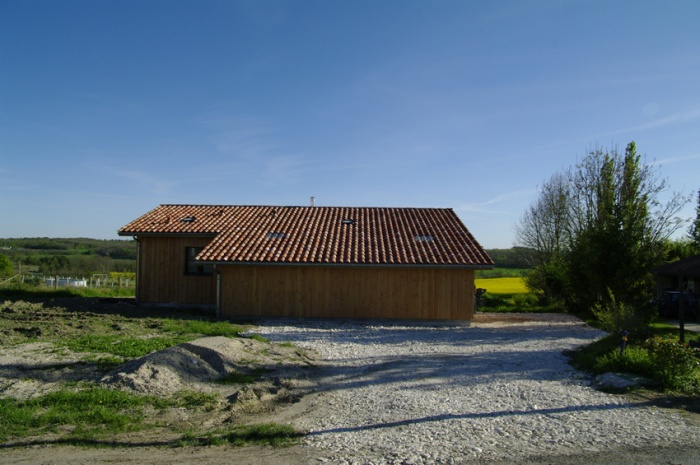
(1, 0, 699, 249)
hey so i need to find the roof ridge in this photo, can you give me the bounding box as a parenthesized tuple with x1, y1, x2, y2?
(158, 204, 454, 211)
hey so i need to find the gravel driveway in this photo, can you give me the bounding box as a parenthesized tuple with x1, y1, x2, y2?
(254, 314, 700, 465)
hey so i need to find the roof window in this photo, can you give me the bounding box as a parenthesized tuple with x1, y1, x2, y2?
(414, 234, 434, 243)
(341, 219, 355, 225)
(265, 232, 286, 240)
(180, 216, 196, 223)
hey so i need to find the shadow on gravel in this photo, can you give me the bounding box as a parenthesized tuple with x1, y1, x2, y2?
(304, 348, 582, 393)
(306, 400, 656, 436)
(257, 322, 601, 393)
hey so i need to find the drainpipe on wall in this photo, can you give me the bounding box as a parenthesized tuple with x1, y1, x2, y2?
(215, 265, 221, 319)
(134, 236, 141, 305)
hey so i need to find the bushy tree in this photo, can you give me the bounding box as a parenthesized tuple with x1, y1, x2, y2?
(515, 142, 689, 320)
(39, 255, 70, 276)
(0, 254, 13, 278)
(515, 172, 570, 303)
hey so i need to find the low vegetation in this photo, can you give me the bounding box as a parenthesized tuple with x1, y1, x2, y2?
(570, 325, 700, 395)
(0, 290, 304, 446)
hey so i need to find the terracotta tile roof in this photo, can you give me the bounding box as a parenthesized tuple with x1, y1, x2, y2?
(118, 204, 494, 267)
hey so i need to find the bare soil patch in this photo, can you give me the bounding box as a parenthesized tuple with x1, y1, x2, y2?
(0, 298, 321, 458)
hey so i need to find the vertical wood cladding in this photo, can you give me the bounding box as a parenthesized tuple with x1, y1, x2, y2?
(219, 265, 474, 320)
(137, 236, 216, 305)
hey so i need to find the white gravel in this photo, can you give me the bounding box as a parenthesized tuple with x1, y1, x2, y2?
(254, 315, 700, 464)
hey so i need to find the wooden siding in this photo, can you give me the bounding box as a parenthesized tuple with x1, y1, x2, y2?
(137, 236, 216, 305)
(219, 265, 474, 320)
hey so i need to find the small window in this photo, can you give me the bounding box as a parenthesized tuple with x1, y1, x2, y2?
(341, 219, 355, 225)
(180, 216, 195, 223)
(414, 234, 434, 243)
(265, 232, 286, 239)
(185, 247, 213, 276)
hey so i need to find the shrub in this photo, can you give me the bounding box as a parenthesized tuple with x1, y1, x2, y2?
(591, 289, 651, 335)
(644, 337, 700, 392)
(512, 293, 539, 309)
(594, 346, 653, 376)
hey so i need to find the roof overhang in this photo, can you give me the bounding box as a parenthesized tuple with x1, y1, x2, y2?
(197, 260, 494, 270)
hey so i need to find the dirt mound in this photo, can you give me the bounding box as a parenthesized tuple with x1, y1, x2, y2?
(101, 336, 316, 397)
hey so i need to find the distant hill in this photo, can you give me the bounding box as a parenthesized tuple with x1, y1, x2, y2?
(0, 238, 136, 260)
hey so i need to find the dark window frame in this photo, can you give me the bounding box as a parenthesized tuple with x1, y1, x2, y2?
(184, 247, 213, 276)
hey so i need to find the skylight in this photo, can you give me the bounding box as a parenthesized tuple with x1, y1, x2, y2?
(341, 219, 355, 225)
(414, 234, 434, 243)
(265, 232, 286, 239)
(180, 216, 195, 223)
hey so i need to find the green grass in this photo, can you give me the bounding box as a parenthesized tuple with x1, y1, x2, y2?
(475, 268, 528, 279)
(247, 333, 269, 343)
(0, 284, 135, 299)
(176, 423, 303, 447)
(60, 334, 190, 358)
(0, 387, 168, 442)
(0, 387, 226, 443)
(161, 319, 245, 338)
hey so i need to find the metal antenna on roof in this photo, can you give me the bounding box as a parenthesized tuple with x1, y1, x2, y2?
(310, 196, 315, 207)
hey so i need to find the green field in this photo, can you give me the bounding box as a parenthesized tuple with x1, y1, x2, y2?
(475, 277, 528, 294)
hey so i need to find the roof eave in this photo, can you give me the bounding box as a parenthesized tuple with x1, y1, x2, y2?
(118, 231, 219, 237)
(195, 260, 495, 270)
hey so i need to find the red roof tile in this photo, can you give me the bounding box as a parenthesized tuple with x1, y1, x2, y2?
(118, 205, 494, 267)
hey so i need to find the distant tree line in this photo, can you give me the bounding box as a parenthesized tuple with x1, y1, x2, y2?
(0, 238, 136, 277)
(484, 247, 532, 269)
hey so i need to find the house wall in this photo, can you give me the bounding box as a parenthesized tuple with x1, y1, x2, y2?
(137, 236, 216, 306)
(656, 274, 700, 295)
(219, 265, 474, 320)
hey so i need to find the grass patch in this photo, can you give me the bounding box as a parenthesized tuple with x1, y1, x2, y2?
(0, 387, 168, 442)
(0, 285, 135, 300)
(60, 334, 189, 358)
(0, 386, 224, 443)
(172, 390, 219, 410)
(176, 423, 303, 447)
(247, 334, 269, 343)
(475, 268, 528, 279)
(161, 319, 245, 338)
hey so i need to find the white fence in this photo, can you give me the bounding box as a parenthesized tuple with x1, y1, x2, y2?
(45, 277, 87, 288)
(43, 275, 133, 288)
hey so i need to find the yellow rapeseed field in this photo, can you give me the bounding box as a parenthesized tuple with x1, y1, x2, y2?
(474, 277, 528, 294)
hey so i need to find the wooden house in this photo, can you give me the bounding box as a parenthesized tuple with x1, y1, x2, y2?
(118, 205, 494, 320)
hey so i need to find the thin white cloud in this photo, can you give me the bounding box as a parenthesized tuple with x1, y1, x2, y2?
(456, 188, 537, 213)
(596, 109, 700, 138)
(648, 153, 700, 167)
